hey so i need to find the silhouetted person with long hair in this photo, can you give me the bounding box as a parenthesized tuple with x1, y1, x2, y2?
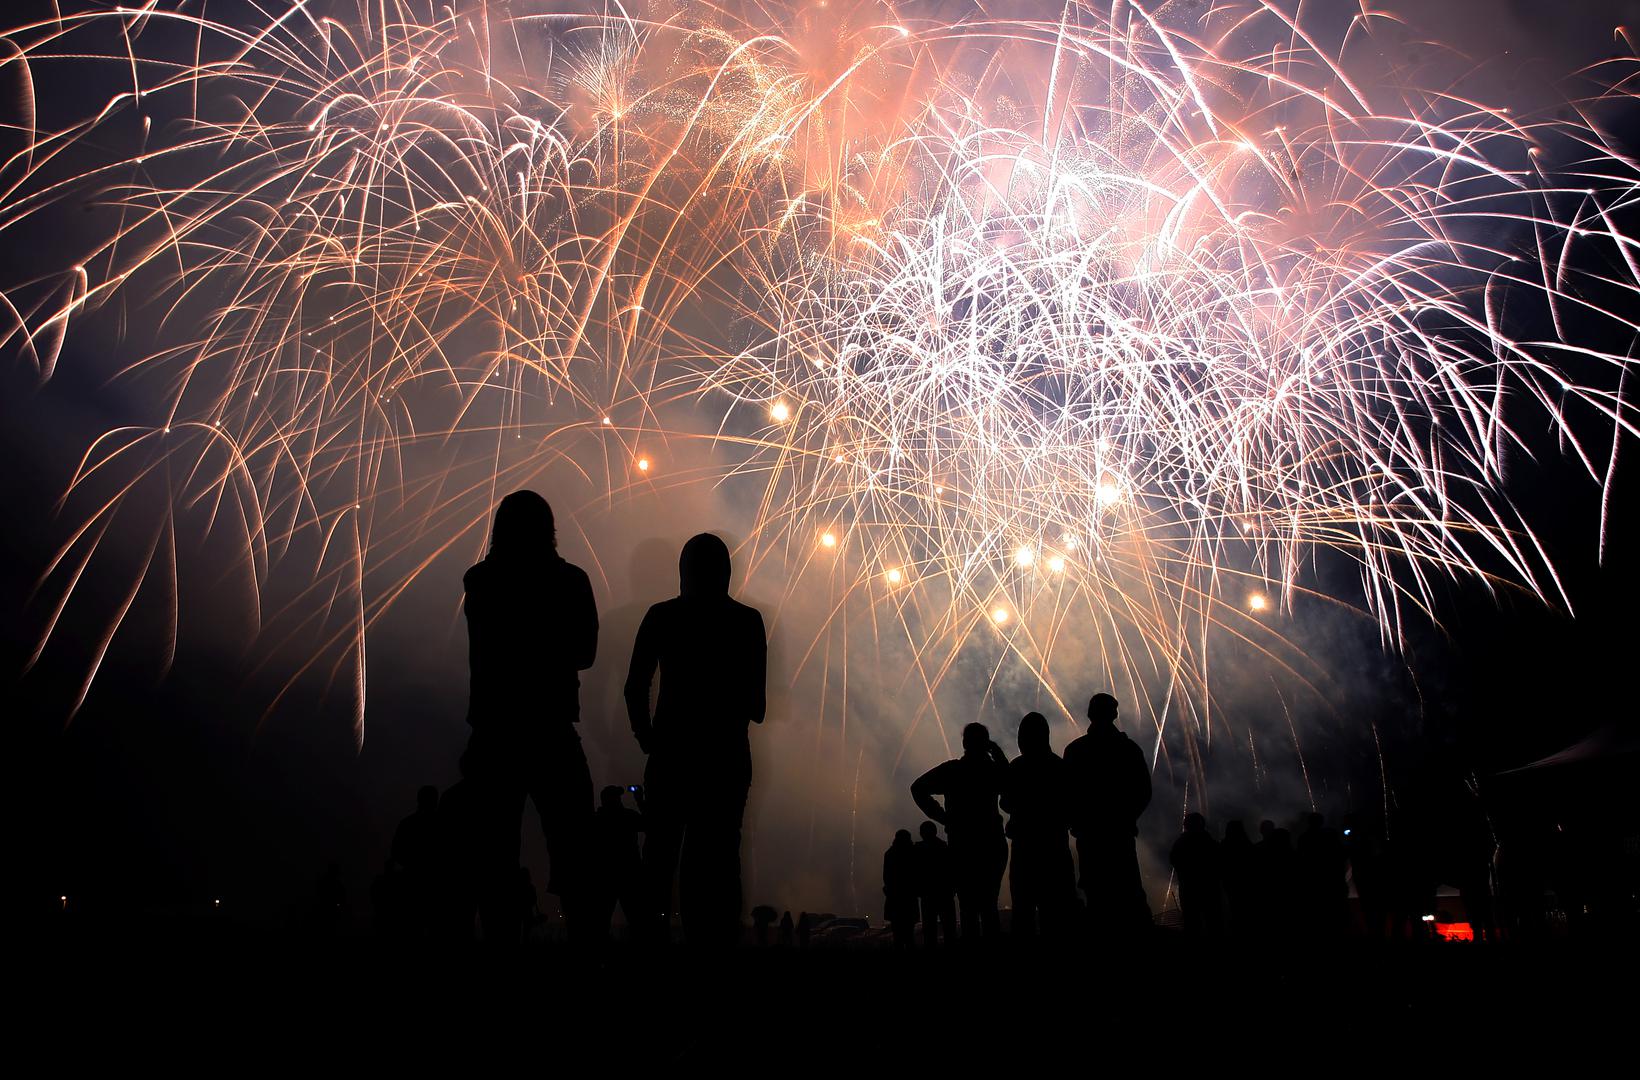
(1220, 820, 1255, 939)
(1065, 693, 1152, 936)
(914, 821, 956, 949)
(1002, 712, 1076, 942)
(462, 490, 598, 944)
(626, 533, 767, 948)
(391, 785, 440, 933)
(884, 829, 919, 951)
(1169, 812, 1222, 939)
(911, 723, 1009, 943)
(1297, 812, 1347, 936)
(589, 785, 646, 942)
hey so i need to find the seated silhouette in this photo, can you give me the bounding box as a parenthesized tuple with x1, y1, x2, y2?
(625, 533, 767, 948)
(1002, 712, 1077, 941)
(1064, 693, 1152, 935)
(461, 490, 598, 944)
(911, 723, 1010, 943)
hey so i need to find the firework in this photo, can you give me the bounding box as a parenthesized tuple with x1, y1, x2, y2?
(3, 2, 1637, 784)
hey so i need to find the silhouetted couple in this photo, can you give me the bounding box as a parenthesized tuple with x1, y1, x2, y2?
(910, 693, 1151, 943)
(460, 490, 766, 948)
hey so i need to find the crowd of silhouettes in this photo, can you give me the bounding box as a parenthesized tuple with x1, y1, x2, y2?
(362, 489, 1634, 952)
(889, 692, 1155, 946)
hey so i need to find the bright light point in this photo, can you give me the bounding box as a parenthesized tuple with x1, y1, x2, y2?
(934, 486, 944, 495)
(601, 416, 612, 425)
(886, 567, 903, 585)
(1249, 593, 1268, 612)
(820, 531, 837, 548)
(1096, 482, 1121, 505)
(770, 401, 790, 423)
(636, 457, 650, 473)
(1048, 555, 1066, 573)
(991, 606, 1010, 625)
(1014, 546, 1034, 568)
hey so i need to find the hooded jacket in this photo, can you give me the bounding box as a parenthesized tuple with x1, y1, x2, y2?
(624, 533, 767, 755)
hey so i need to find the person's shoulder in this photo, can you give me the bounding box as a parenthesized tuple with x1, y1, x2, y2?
(730, 596, 765, 623)
(463, 560, 489, 591)
(554, 556, 592, 586)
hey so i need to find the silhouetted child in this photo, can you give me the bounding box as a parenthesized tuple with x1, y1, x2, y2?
(1002, 712, 1076, 941)
(391, 785, 440, 933)
(590, 784, 646, 941)
(913, 821, 957, 949)
(1220, 820, 1255, 938)
(1169, 812, 1222, 939)
(1065, 693, 1153, 936)
(912, 724, 1010, 943)
(884, 829, 919, 950)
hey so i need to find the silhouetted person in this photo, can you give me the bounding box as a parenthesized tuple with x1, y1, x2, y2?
(626, 533, 767, 948)
(1220, 820, 1255, 938)
(590, 785, 646, 941)
(884, 830, 919, 950)
(751, 905, 780, 947)
(1064, 693, 1152, 935)
(1169, 812, 1222, 939)
(1253, 820, 1297, 941)
(911, 723, 1009, 943)
(1343, 816, 1387, 939)
(434, 754, 483, 943)
(914, 821, 957, 949)
(391, 785, 440, 933)
(1001, 712, 1076, 941)
(1297, 812, 1347, 936)
(779, 910, 795, 947)
(462, 491, 598, 945)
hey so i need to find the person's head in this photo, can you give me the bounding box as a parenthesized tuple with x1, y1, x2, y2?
(489, 490, 556, 556)
(679, 533, 732, 597)
(961, 722, 991, 755)
(1017, 712, 1049, 755)
(1184, 812, 1206, 834)
(1259, 819, 1275, 839)
(1087, 693, 1119, 725)
(416, 785, 439, 814)
(600, 785, 625, 810)
(1304, 811, 1324, 831)
(919, 821, 940, 841)
(894, 828, 913, 847)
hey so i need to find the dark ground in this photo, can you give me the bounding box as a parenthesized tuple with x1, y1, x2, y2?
(14, 922, 1632, 1070)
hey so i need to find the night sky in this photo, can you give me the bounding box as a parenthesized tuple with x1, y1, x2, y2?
(7, 0, 1640, 926)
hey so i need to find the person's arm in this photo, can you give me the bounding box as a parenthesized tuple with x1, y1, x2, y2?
(569, 567, 598, 671)
(747, 608, 768, 725)
(1129, 741, 1153, 821)
(910, 763, 949, 825)
(624, 607, 661, 754)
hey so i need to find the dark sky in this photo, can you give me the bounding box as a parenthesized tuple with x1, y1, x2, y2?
(6, 0, 1640, 924)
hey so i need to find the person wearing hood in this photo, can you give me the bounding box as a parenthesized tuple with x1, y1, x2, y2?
(462, 490, 598, 944)
(625, 532, 768, 947)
